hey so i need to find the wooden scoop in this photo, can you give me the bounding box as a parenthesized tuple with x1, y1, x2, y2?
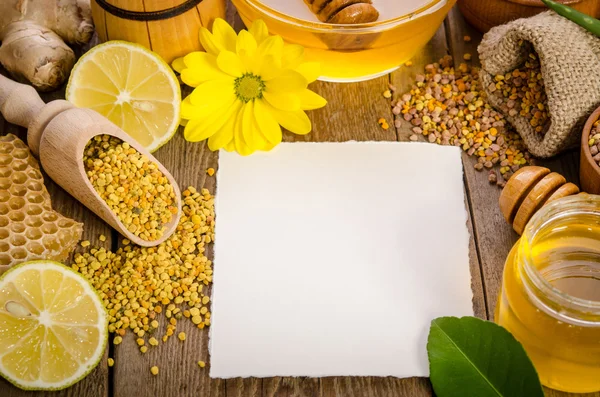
(499, 166, 580, 235)
(0, 74, 182, 247)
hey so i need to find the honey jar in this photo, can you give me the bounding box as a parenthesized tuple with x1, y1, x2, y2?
(495, 194, 600, 393)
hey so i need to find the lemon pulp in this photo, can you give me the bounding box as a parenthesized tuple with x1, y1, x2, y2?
(66, 41, 181, 152)
(0, 261, 107, 390)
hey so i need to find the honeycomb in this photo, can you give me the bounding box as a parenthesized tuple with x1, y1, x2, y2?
(0, 134, 83, 273)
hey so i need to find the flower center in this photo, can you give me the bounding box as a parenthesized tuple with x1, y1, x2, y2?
(235, 73, 265, 103)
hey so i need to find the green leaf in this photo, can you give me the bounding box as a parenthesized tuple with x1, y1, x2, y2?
(427, 316, 544, 397)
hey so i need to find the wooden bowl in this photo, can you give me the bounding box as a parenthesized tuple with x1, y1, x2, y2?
(457, 0, 600, 33)
(580, 106, 600, 195)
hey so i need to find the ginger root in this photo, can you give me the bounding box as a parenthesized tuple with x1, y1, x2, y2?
(0, 0, 94, 91)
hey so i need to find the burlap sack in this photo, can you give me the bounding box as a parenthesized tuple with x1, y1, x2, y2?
(478, 11, 600, 158)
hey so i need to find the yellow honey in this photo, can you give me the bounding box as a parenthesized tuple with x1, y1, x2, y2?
(496, 195, 600, 393)
(232, 0, 456, 82)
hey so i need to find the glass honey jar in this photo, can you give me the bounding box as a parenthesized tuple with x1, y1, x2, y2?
(495, 194, 600, 393)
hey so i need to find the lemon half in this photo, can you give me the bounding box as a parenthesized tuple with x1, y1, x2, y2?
(0, 261, 108, 390)
(66, 41, 181, 152)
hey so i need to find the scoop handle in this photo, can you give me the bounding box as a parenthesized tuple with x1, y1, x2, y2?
(0, 73, 45, 129)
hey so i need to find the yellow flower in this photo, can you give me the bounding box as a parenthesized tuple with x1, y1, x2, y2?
(173, 19, 327, 155)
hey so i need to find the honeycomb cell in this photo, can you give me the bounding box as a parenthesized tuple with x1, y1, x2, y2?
(12, 248, 27, 260)
(42, 212, 58, 222)
(0, 135, 13, 142)
(12, 148, 29, 160)
(0, 253, 10, 267)
(13, 161, 27, 171)
(10, 223, 25, 234)
(12, 139, 26, 149)
(42, 235, 60, 251)
(8, 211, 25, 222)
(0, 154, 11, 166)
(27, 205, 43, 216)
(58, 219, 76, 228)
(25, 228, 42, 240)
(11, 171, 27, 184)
(0, 167, 10, 178)
(26, 168, 42, 181)
(41, 223, 58, 235)
(24, 216, 43, 228)
(0, 216, 8, 228)
(9, 184, 26, 197)
(0, 190, 9, 202)
(26, 192, 44, 204)
(0, 144, 11, 154)
(8, 197, 25, 211)
(0, 229, 8, 240)
(0, 178, 9, 190)
(0, 241, 9, 252)
(27, 242, 45, 256)
(26, 180, 43, 192)
(0, 203, 8, 216)
(10, 235, 26, 247)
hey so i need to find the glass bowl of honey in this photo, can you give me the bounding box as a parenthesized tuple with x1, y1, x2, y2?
(231, 0, 456, 82)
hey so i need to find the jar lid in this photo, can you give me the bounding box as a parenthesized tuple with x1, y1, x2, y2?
(257, 0, 441, 24)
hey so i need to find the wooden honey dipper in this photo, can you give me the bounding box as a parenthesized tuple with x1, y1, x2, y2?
(0, 73, 182, 247)
(499, 166, 581, 235)
(304, 0, 379, 24)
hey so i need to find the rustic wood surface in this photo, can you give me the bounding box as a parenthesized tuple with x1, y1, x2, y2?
(1, 2, 598, 397)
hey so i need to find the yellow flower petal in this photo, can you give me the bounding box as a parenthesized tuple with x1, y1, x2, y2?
(263, 90, 301, 111)
(212, 18, 238, 53)
(181, 60, 230, 87)
(265, 70, 307, 93)
(298, 89, 327, 110)
(224, 140, 236, 152)
(254, 100, 282, 144)
(282, 45, 304, 69)
(241, 101, 268, 150)
(236, 30, 257, 56)
(234, 104, 255, 156)
(184, 95, 238, 142)
(217, 51, 245, 77)
(238, 50, 259, 76)
(180, 95, 202, 120)
(256, 35, 284, 60)
(183, 52, 230, 82)
(181, 93, 233, 121)
(258, 55, 282, 81)
(208, 101, 242, 151)
(190, 79, 235, 106)
(198, 27, 222, 56)
(266, 103, 312, 135)
(249, 20, 269, 45)
(296, 62, 322, 83)
(172, 57, 186, 73)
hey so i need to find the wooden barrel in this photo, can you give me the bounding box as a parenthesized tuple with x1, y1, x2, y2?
(91, 0, 226, 63)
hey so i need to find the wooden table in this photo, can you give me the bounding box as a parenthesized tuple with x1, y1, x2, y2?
(1, 3, 598, 397)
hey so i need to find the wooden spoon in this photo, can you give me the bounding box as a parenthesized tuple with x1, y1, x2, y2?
(0, 74, 182, 247)
(499, 166, 580, 235)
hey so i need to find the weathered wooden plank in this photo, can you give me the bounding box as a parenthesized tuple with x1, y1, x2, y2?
(0, 89, 112, 397)
(322, 377, 433, 397)
(444, 7, 600, 397)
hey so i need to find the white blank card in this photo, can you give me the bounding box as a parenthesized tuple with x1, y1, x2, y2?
(210, 142, 474, 378)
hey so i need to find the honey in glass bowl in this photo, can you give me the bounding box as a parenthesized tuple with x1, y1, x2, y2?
(231, 0, 456, 82)
(495, 194, 600, 393)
